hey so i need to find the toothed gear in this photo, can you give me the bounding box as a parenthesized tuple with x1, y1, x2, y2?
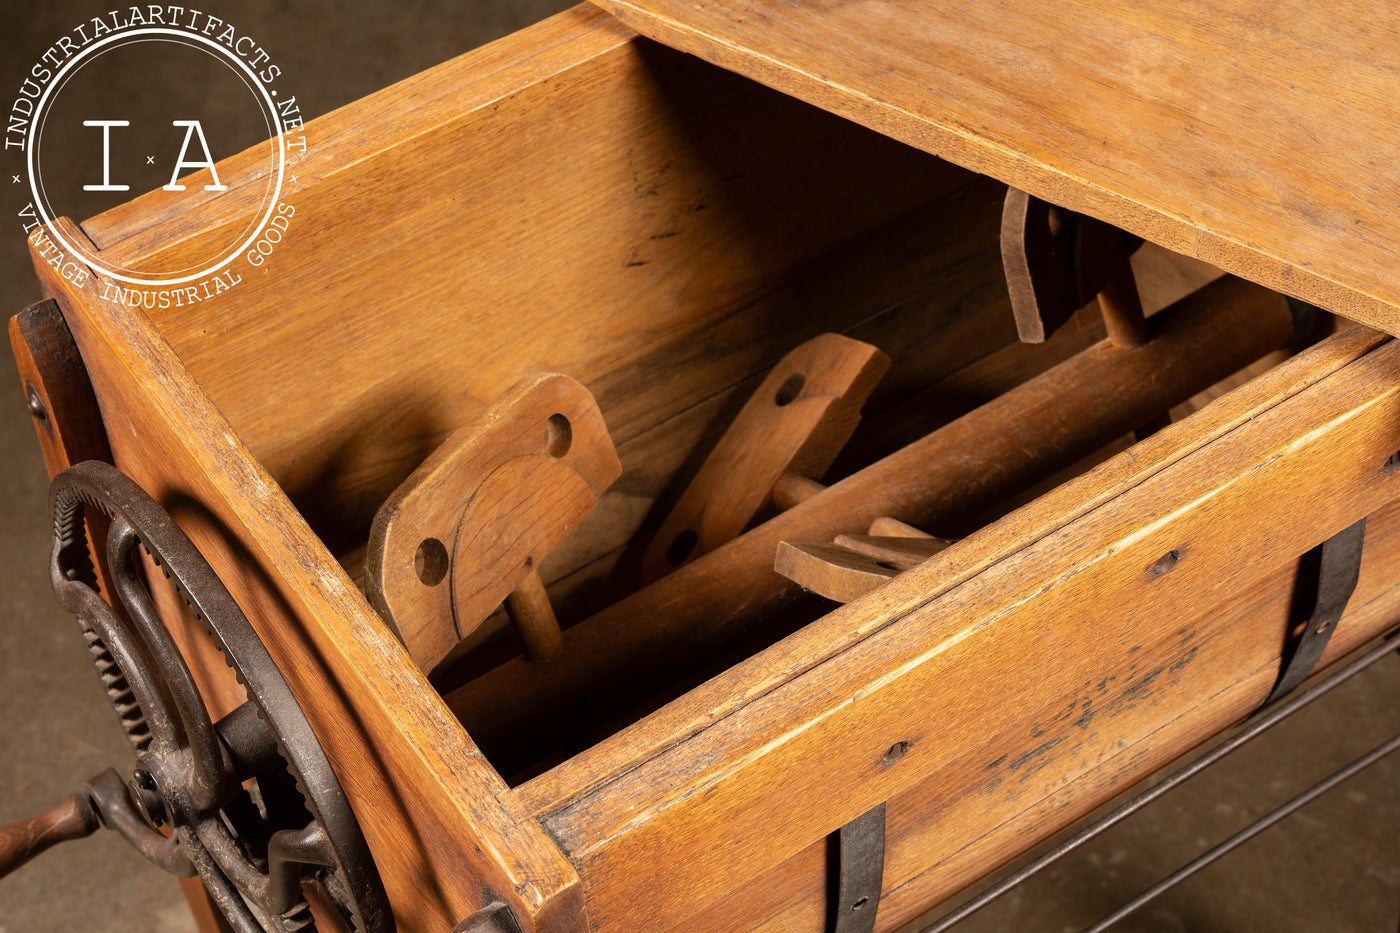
(49, 461, 392, 933)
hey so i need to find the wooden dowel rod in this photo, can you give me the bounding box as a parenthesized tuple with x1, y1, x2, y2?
(447, 276, 1293, 754)
(504, 569, 564, 663)
(772, 473, 827, 510)
(868, 516, 933, 538)
(1098, 262, 1149, 348)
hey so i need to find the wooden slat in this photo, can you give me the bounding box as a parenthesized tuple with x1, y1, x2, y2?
(642, 333, 889, 581)
(831, 535, 950, 571)
(593, 0, 1400, 334)
(774, 540, 902, 603)
(543, 332, 1400, 933)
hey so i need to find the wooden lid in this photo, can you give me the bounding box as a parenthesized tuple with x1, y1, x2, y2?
(595, 0, 1400, 333)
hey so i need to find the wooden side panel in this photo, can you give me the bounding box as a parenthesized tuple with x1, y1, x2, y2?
(666, 497, 1400, 933)
(543, 332, 1400, 933)
(33, 223, 584, 932)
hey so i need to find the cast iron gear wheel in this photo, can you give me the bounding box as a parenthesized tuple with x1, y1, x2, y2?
(49, 460, 392, 933)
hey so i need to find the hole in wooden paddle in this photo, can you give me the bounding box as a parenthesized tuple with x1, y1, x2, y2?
(415, 538, 449, 586)
(545, 413, 572, 458)
(774, 373, 805, 406)
(1385, 450, 1400, 473)
(668, 529, 698, 566)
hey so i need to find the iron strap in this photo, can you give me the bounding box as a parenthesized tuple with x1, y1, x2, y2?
(832, 803, 886, 933)
(1264, 518, 1367, 706)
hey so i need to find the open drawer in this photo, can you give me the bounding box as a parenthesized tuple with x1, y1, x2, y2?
(10, 5, 1400, 932)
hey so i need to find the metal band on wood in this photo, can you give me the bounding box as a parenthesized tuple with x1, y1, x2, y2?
(831, 803, 885, 933)
(1264, 518, 1367, 706)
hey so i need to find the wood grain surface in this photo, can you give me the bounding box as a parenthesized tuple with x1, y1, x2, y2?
(660, 549, 1400, 933)
(15, 8, 1006, 926)
(592, 0, 1400, 334)
(642, 333, 888, 581)
(365, 373, 620, 671)
(774, 532, 952, 603)
(20, 4, 1363, 931)
(773, 540, 902, 602)
(510, 322, 1384, 816)
(8, 300, 113, 478)
(832, 534, 948, 570)
(9, 299, 119, 607)
(85, 2, 986, 577)
(541, 330, 1400, 933)
(33, 218, 584, 930)
(450, 274, 1291, 776)
(436, 242, 1217, 697)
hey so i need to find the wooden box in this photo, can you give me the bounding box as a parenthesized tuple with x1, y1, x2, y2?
(15, 5, 1400, 931)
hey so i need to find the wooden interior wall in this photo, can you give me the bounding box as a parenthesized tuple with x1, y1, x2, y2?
(68, 5, 1232, 667)
(81, 5, 997, 580)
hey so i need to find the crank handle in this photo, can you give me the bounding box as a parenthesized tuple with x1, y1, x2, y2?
(0, 791, 99, 879)
(0, 769, 193, 881)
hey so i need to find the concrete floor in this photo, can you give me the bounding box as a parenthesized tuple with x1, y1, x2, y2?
(1, 2, 1397, 932)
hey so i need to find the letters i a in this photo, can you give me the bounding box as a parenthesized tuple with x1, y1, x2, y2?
(81, 119, 227, 192)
